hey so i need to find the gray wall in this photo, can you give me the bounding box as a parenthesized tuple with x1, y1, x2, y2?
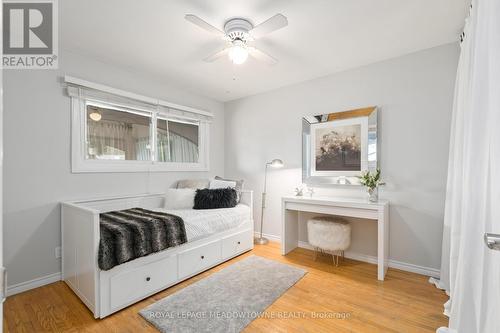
(4, 43, 458, 286)
(224, 43, 459, 270)
(3, 50, 225, 286)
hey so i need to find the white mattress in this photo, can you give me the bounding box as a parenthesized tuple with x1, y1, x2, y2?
(154, 204, 251, 242)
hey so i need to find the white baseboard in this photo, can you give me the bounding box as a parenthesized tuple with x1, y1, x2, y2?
(255, 232, 281, 243)
(255, 232, 440, 278)
(7, 272, 62, 297)
(388, 258, 440, 278)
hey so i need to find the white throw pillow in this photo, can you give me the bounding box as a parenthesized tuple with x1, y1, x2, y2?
(164, 188, 196, 210)
(209, 179, 237, 190)
(215, 176, 244, 202)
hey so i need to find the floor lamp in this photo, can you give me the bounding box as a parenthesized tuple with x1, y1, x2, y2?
(255, 159, 284, 245)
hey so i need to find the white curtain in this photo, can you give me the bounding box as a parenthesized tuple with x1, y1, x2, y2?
(87, 121, 136, 160)
(135, 137, 151, 161)
(433, 0, 500, 332)
(157, 130, 199, 163)
(88, 122, 198, 162)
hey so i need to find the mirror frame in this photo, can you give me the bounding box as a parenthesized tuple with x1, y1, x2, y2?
(302, 106, 378, 186)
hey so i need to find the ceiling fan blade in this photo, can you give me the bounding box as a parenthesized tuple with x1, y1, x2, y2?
(250, 14, 288, 39)
(248, 47, 278, 65)
(185, 14, 224, 36)
(203, 48, 230, 62)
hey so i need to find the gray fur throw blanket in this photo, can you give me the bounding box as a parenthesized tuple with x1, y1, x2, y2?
(98, 208, 187, 270)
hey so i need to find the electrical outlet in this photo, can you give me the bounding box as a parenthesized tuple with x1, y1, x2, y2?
(55, 246, 61, 259)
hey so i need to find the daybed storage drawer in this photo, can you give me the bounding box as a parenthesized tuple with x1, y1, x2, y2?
(221, 228, 253, 259)
(178, 240, 221, 279)
(109, 254, 177, 310)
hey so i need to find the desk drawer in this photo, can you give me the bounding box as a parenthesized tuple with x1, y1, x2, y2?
(221, 229, 253, 259)
(178, 240, 221, 279)
(109, 254, 177, 310)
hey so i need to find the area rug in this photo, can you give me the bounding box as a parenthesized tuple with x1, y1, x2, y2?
(139, 255, 307, 333)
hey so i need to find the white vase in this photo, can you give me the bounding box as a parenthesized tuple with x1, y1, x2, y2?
(367, 187, 378, 202)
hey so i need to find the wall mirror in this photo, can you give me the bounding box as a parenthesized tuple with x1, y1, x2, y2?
(302, 107, 378, 186)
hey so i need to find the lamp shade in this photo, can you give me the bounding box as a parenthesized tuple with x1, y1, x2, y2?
(270, 159, 284, 168)
(89, 110, 102, 121)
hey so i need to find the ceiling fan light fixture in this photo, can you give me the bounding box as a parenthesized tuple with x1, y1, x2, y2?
(185, 14, 287, 65)
(228, 41, 248, 65)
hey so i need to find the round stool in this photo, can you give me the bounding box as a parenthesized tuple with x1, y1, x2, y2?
(307, 216, 351, 266)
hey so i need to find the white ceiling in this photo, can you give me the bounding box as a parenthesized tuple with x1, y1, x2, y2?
(61, 0, 469, 102)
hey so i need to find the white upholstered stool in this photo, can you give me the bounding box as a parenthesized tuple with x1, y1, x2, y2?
(307, 216, 351, 266)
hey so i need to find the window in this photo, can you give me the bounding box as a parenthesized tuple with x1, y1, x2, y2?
(86, 104, 152, 161)
(157, 117, 199, 163)
(67, 77, 211, 173)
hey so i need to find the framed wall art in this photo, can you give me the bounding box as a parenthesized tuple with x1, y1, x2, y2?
(302, 107, 378, 186)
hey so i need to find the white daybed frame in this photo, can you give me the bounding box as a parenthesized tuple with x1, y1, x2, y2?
(61, 191, 253, 318)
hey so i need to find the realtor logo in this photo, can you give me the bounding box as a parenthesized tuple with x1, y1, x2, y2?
(2, 0, 58, 69)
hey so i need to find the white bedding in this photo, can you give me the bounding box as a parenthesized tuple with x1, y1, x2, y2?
(155, 204, 251, 242)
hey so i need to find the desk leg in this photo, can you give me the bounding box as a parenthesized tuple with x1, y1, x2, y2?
(282, 209, 299, 255)
(377, 207, 390, 281)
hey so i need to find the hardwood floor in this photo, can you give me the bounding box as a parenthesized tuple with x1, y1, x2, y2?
(3, 242, 448, 332)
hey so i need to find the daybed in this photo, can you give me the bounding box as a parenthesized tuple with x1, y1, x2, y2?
(61, 190, 253, 318)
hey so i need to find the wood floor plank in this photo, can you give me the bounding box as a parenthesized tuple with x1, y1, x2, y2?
(3, 241, 448, 332)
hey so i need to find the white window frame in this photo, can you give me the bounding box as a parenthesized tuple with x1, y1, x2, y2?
(67, 76, 211, 173)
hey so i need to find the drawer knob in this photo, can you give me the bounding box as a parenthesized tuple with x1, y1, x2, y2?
(237, 241, 241, 244)
(146, 277, 151, 282)
(201, 255, 205, 259)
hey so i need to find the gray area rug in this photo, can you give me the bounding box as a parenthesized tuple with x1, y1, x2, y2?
(140, 255, 307, 333)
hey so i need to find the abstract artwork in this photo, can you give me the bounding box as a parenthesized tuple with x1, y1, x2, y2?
(314, 124, 361, 171)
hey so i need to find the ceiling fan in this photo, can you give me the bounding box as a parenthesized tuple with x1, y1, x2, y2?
(185, 13, 288, 65)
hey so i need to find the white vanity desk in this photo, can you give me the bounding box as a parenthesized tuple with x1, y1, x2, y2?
(281, 195, 390, 281)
